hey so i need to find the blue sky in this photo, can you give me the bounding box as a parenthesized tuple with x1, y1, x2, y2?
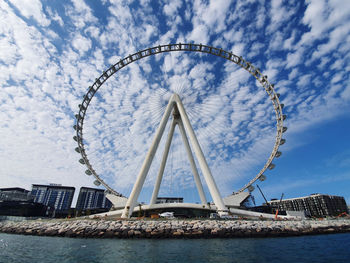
(0, 0, 349, 207)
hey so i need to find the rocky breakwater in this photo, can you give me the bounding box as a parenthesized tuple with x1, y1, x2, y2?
(0, 219, 350, 238)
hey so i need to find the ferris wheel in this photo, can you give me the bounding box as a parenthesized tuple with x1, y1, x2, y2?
(73, 43, 287, 207)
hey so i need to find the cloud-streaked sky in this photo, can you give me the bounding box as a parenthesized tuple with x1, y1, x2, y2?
(1, 0, 350, 206)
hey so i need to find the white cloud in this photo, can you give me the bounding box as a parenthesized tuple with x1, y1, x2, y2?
(341, 83, 350, 100)
(266, 0, 298, 34)
(46, 6, 64, 27)
(72, 33, 92, 55)
(247, 42, 264, 58)
(66, 0, 98, 29)
(8, 0, 50, 26)
(286, 48, 304, 68)
(85, 26, 100, 39)
(297, 74, 312, 89)
(299, 0, 350, 48)
(231, 43, 245, 56)
(288, 68, 299, 80)
(163, 0, 182, 17)
(0, 37, 18, 65)
(108, 1, 133, 26)
(255, 3, 266, 29)
(311, 23, 350, 60)
(139, 24, 158, 45)
(188, 24, 209, 44)
(200, 0, 232, 33)
(300, 0, 328, 44)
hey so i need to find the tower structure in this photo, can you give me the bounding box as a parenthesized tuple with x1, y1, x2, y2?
(121, 93, 228, 218)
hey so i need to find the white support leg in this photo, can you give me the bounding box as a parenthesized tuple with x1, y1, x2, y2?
(149, 117, 177, 205)
(177, 118, 207, 205)
(121, 95, 175, 218)
(173, 94, 228, 215)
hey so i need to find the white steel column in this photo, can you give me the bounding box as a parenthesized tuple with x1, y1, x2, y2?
(121, 95, 175, 218)
(149, 117, 177, 205)
(177, 118, 207, 205)
(173, 94, 228, 215)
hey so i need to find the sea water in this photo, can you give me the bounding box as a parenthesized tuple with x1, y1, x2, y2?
(0, 233, 350, 263)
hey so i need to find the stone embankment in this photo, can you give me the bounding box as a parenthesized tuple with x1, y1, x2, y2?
(0, 219, 350, 238)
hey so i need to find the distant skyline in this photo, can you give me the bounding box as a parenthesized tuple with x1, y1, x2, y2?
(1, 0, 349, 206)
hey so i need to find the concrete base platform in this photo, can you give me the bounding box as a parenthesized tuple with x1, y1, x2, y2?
(87, 203, 296, 219)
(88, 203, 214, 219)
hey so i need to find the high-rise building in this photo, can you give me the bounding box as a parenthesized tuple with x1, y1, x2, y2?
(268, 193, 349, 217)
(31, 184, 75, 211)
(76, 187, 112, 210)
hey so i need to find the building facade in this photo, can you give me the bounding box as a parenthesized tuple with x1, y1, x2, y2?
(268, 193, 349, 217)
(0, 188, 33, 202)
(0, 188, 47, 217)
(31, 184, 75, 212)
(76, 187, 112, 211)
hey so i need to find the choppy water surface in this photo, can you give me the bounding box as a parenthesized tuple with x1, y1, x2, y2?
(0, 233, 350, 263)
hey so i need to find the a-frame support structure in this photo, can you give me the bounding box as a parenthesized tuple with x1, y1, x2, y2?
(121, 93, 228, 218)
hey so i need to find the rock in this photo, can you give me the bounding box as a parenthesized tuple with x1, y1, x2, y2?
(191, 230, 203, 236)
(58, 228, 66, 235)
(97, 231, 106, 237)
(211, 229, 218, 235)
(25, 229, 33, 234)
(172, 229, 184, 236)
(64, 229, 75, 237)
(134, 230, 142, 237)
(44, 229, 58, 236)
(0, 218, 350, 239)
(150, 231, 160, 237)
(104, 230, 114, 238)
(127, 230, 134, 237)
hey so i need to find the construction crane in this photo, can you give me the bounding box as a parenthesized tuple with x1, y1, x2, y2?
(256, 184, 271, 211)
(275, 193, 284, 219)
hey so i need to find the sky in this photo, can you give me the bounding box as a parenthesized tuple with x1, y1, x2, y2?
(1, 0, 350, 207)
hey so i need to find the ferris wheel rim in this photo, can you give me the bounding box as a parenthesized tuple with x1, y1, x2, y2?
(74, 43, 286, 197)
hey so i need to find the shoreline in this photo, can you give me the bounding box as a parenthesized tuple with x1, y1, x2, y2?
(1, 218, 350, 239)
